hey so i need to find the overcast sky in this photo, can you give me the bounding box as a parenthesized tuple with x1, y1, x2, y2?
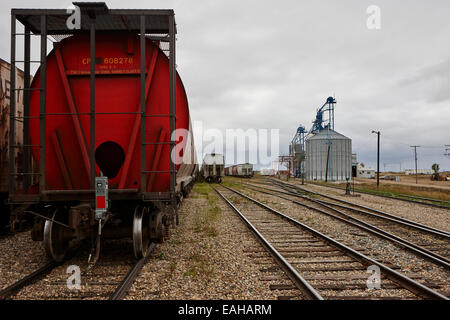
(1, 0, 449, 171)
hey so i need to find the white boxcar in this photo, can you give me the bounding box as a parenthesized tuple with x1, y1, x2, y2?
(201, 153, 225, 183)
(260, 168, 275, 176)
(225, 163, 253, 177)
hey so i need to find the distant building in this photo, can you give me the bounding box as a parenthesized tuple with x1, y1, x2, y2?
(357, 165, 375, 179)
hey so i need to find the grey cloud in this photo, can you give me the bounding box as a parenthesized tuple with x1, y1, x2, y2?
(399, 58, 450, 103)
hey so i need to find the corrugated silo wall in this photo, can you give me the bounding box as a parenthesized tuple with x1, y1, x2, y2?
(306, 138, 352, 181)
(306, 138, 320, 180)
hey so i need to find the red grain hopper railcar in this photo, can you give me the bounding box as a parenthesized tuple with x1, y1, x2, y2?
(29, 34, 193, 193)
(9, 5, 197, 261)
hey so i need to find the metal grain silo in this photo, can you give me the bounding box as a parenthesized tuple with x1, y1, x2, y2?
(305, 129, 352, 181)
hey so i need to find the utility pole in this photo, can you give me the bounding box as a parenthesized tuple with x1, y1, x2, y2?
(372, 131, 380, 188)
(410, 145, 420, 184)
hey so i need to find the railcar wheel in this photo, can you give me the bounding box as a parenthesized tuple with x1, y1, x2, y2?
(149, 210, 164, 242)
(43, 209, 69, 262)
(133, 206, 151, 259)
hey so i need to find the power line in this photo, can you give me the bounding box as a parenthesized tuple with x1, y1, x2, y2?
(380, 135, 410, 147)
(380, 134, 446, 149)
(420, 145, 445, 149)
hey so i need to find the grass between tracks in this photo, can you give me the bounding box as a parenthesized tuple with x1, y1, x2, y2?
(180, 182, 223, 278)
(224, 177, 294, 211)
(192, 182, 222, 237)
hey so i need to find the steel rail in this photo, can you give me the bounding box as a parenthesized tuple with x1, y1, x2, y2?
(0, 242, 154, 301)
(221, 185, 448, 300)
(0, 261, 58, 300)
(315, 198, 450, 238)
(252, 179, 450, 237)
(213, 187, 323, 300)
(109, 243, 156, 300)
(269, 179, 450, 238)
(301, 180, 450, 210)
(305, 181, 450, 205)
(243, 183, 450, 268)
(0, 245, 83, 300)
(396, 193, 450, 204)
(271, 180, 450, 238)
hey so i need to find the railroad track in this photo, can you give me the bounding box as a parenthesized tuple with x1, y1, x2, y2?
(109, 243, 155, 300)
(214, 185, 448, 300)
(301, 180, 450, 210)
(244, 180, 450, 269)
(262, 179, 450, 239)
(0, 241, 155, 300)
(0, 261, 59, 299)
(272, 179, 450, 239)
(274, 180, 450, 237)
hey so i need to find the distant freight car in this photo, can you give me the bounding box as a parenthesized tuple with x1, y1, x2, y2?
(0, 59, 30, 229)
(202, 153, 225, 183)
(260, 168, 276, 176)
(225, 163, 253, 178)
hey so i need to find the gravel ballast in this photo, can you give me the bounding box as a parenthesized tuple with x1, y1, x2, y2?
(127, 184, 303, 300)
(0, 231, 47, 291)
(233, 181, 449, 298)
(1, 184, 303, 300)
(2, 178, 447, 300)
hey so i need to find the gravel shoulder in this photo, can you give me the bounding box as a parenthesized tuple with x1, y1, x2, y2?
(0, 231, 48, 291)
